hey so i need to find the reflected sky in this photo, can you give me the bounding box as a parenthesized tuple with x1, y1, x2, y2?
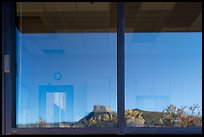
(16, 29, 117, 124)
(16, 29, 202, 125)
(125, 32, 202, 113)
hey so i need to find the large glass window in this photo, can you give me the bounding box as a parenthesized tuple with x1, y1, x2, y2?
(125, 2, 202, 128)
(7, 1, 201, 134)
(125, 32, 202, 128)
(16, 2, 117, 128)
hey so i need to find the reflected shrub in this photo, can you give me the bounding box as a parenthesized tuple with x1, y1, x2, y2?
(162, 104, 202, 127)
(125, 109, 145, 127)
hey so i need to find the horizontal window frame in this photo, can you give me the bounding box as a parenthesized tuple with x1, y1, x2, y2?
(9, 127, 202, 135)
(125, 127, 202, 134)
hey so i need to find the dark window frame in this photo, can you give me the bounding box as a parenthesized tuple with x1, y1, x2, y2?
(2, 1, 202, 135)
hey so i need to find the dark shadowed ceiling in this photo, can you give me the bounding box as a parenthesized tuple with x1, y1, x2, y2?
(16, 2, 202, 33)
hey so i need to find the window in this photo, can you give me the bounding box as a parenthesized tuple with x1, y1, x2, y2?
(2, 2, 202, 135)
(125, 32, 202, 128)
(125, 2, 202, 128)
(16, 2, 117, 128)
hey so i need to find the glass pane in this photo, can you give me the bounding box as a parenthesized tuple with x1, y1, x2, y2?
(16, 2, 117, 128)
(125, 2, 202, 128)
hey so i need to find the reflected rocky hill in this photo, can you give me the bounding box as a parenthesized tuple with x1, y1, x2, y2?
(17, 105, 202, 128)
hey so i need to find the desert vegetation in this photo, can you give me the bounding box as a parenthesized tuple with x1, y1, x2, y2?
(161, 104, 202, 127)
(17, 104, 202, 128)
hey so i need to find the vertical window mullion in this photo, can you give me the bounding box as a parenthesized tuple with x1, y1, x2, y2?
(117, 1, 125, 135)
(3, 2, 16, 135)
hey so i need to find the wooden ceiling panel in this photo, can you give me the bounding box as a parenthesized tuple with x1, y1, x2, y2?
(63, 11, 109, 29)
(16, 2, 202, 33)
(190, 12, 202, 32)
(16, 2, 44, 12)
(125, 2, 141, 28)
(16, 16, 48, 33)
(16, 2, 44, 16)
(76, 2, 109, 11)
(109, 2, 117, 30)
(140, 2, 176, 10)
(134, 10, 165, 32)
(165, 2, 202, 28)
(43, 2, 76, 11)
(58, 2, 76, 11)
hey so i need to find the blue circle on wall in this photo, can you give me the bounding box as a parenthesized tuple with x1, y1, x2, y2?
(54, 72, 62, 80)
